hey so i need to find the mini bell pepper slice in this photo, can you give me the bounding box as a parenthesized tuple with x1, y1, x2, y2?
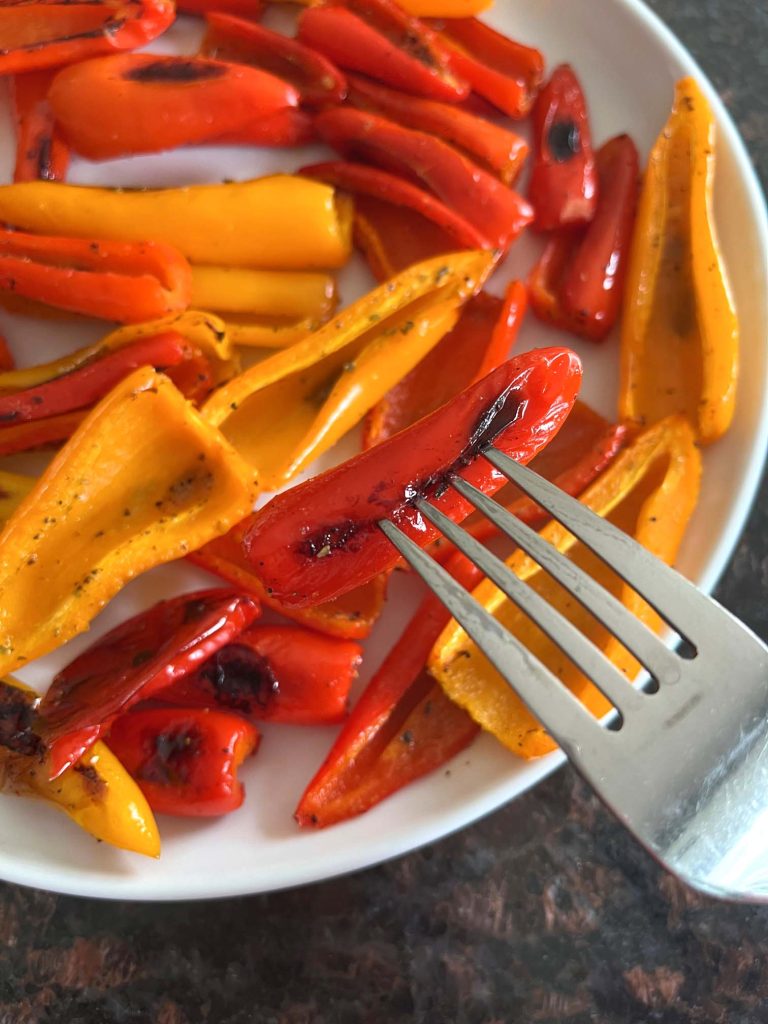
(429, 414, 701, 759)
(346, 74, 528, 185)
(201, 13, 348, 107)
(222, 316, 321, 350)
(0, 230, 192, 324)
(179, 0, 263, 15)
(49, 53, 299, 161)
(153, 625, 361, 726)
(298, 0, 468, 103)
(0, 177, 353, 271)
(296, 554, 479, 828)
(203, 250, 495, 487)
(0, 333, 13, 371)
(40, 589, 260, 776)
(0, 0, 175, 76)
(399, 0, 490, 14)
(364, 280, 527, 448)
(0, 677, 160, 856)
(619, 77, 739, 444)
(107, 707, 259, 817)
(244, 347, 582, 608)
(190, 527, 388, 639)
(0, 410, 86, 457)
(190, 267, 337, 323)
(11, 70, 70, 183)
(528, 64, 598, 232)
(434, 17, 544, 119)
(315, 107, 534, 252)
(209, 109, 315, 148)
(529, 134, 640, 341)
(353, 194, 460, 281)
(302, 161, 487, 251)
(0, 367, 257, 684)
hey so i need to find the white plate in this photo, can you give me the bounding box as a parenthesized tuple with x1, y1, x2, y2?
(0, 0, 766, 901)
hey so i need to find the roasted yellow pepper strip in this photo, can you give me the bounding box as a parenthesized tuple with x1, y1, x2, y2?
(429, 415, 701, 758)
(190, 267, 337, 321)
(619, 77, 739, 444)
(224, 316, 322, 350)
(0, 177, 353, 270)
(0, 367, 257, 676)
(0, 471, 34, 523)
(0, 677, 159, 857)
(203, 250, 494, 488)
(0, 311, 239, 393)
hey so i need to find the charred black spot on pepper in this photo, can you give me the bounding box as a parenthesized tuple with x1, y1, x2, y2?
(200, 644, 279, 713)
(36, 136, 55, 182)
(0, 684, 44, 759)
(73, 762, 106, 797)
(183, 597, 211, 623)
(123, 60, 227, 84)
(140, 725, 202, 786)
(298, 519, 369, 560)
(548, 120, 581, 162)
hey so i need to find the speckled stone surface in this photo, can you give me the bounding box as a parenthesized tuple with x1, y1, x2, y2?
(1, 3, 767, 1022)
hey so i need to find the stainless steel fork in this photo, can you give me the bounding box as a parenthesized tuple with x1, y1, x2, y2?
(380, 446, 768, 903)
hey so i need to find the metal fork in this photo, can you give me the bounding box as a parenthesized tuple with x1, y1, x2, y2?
(380, 446, 768, 903)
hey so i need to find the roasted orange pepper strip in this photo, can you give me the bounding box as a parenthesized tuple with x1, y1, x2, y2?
(429, 415, 701, 758)
(11, 70, 70, 182)
(619, 77, 739, 444)
(353, 194, 460, 280)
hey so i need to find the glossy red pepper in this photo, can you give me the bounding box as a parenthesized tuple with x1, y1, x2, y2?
(0, 334, 14, 372)
(244, 348, 582, 608)
(152, 625, 362, 726)
(347, 74, 528, 184)
(0, 410, 86, 457)
(528, 64, 598, 231)
(364, 280, 527, 448)
(48, 53, 299, 160)
(298, 0, 468, 103)
(212, 110, 315, 148)
(353, 194, 460, 280)
(0, 332, 202, 425)
(39, 590, 261, 778)
(529, 134, 640, 341)
(201, 13, 347, 107)
(296, 555, 479, 828)
(314, 108, 534, 251)
(435, 17, 544, 119)
(301, 161, 487, 251)
(107, 707, 259, 817)
(190, 529, 388, 640)
(11, 70, 70, 183)
(0, 0, 176, 76)
(0, 230, 192, 324)
(179, 0, 263, 15)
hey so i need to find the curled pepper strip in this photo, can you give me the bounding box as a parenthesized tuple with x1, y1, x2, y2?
(346, 74, 528, 185)
(298, 0, 468, 103)
(190, 267, 336, 323)
(0, 229, 192, 324)
(201, 13, 348, 107)
(107, 707, 259, 818)
(619, 77, 739, 444)
(315, 107, 534, 251)
(49, 53, 299, 161)
(12, 70, 70, 182)
(0, 0, 175, 76)
(0, 367, 258, 684)
(0, 177, 353, 271)
(0, 678, 160, 856)
(244, 347, 582, 608)
(429, 415, 701, 759)
(528, 64, 598, 232)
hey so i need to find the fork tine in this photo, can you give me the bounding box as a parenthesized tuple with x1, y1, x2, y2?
(413, 497, 646, 718)
(449, 475, 682, 687)
(484, 447, 704, 641)
(378, 518, 610, 758)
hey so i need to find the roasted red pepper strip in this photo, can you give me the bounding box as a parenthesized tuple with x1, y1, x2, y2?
(353, 194, 459, 280)
(298, 0, 467, 103)
(0, 409, 85, 456)
(0, 230, 192, 324)
(39, 590, 261, 778)
(0, 0, 176, 76)
(12, 70, 70, 182)
(107, 707, 259, 817)
(435, 17, 544, 119)
(48, 54, 299, 160)
(528, 64, 598, 231)
(301, 161, 487, 251)
(296, 555, 479, 828)
(179, 0, 263, 15)
(347, 74, 528, 184)
(152, 625, 362, 726)
(314, 108, 534, 251)
(0, 334, 14, 372)
(364, 280, 527, 448)
(529, 134, 640, 341)
(0, 332, 200, 424)
(244, 348, 582, 608)
(190, 529, 388, 640)
(211, 109, 315, 148)
(202, 13, 347, 107)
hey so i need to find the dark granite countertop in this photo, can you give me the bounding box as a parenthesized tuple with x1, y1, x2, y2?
(1, 2, 768, 1021)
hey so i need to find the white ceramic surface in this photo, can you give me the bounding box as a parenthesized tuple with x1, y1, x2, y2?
(0, 0, 765, 900)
